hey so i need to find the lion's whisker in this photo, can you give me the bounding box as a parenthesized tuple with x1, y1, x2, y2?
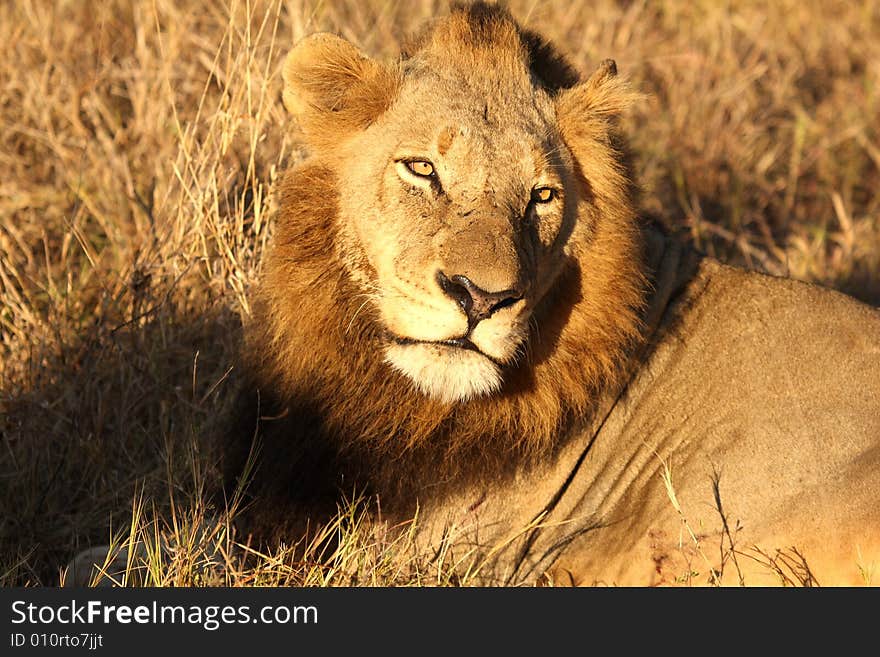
(345, 295, 380, 334)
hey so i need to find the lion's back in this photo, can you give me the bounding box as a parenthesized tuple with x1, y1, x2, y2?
(567, 258, 880, 584)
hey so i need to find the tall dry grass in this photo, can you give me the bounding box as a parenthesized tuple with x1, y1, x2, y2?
(1, 0, 878, 585)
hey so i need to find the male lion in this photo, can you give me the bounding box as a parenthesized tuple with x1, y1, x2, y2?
(223, 2, 880, 586)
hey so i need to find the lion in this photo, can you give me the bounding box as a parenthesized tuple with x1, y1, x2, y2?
(221, 2, 880, 586)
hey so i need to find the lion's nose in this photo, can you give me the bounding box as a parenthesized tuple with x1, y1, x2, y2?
(436, 272, 523, 326)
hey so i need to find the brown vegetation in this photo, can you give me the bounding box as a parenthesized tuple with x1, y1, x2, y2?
(1, 0, 878, 585)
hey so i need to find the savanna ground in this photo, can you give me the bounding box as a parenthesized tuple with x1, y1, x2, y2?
(1, 0, 878, 586)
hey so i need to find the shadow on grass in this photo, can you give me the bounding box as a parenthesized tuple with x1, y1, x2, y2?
(0, 303, 242, 586)
(834, 270, 880, 307)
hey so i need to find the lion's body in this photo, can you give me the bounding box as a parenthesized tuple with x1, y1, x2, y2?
(413, 232, 880, 585)
(224, 3, 880, 585)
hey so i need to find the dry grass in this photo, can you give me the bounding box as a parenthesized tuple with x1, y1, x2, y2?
(1, 0, 878, 586)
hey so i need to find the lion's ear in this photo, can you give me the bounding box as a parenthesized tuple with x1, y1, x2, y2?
(282, 33, 400, 150)
(555, 59, 638, 131)
(555, 60, 640, 201)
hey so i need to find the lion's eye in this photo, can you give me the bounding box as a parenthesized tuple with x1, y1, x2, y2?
(406, 160, 435, 177)
(532, 187, 555, 203)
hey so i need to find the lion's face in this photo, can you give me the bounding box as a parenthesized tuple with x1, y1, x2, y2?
(332, 75, 578, 402)
(280, 18, 638, 405)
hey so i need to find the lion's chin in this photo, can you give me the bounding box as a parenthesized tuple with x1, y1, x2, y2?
(384, 342, 502, 404)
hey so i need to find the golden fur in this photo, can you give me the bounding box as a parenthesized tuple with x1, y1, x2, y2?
(229, 2, 646, 523)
